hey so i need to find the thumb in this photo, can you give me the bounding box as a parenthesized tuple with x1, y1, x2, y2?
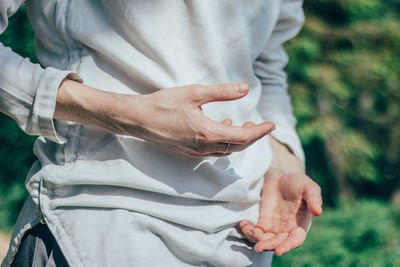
(194, 83, 249, 105)
(304, 180, 323, 216)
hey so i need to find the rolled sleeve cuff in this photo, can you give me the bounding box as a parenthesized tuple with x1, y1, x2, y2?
(32, 67, 82, 144)
(270, 121, 305, 165)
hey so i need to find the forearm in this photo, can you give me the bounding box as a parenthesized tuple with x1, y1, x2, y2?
(54, 79, 144, 135)
(54, 80, 275, 158)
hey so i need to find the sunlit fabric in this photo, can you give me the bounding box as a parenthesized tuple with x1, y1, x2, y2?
(1, 1, 304, 266)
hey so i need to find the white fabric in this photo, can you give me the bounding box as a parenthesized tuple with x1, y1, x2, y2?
(1, 0, 305, 266)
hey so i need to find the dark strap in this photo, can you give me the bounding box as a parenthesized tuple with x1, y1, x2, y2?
(11, 223, 69, 267)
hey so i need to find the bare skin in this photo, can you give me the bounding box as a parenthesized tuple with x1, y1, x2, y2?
(239, 136, 323, 256)
(54, 79, 322, 255)
(54, 79, 275, 157)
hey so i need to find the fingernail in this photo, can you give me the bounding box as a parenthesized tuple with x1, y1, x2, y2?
(237, 83, 249, 94)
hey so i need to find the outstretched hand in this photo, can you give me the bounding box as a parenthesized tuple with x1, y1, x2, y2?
(135, 83, 275, 157)
(240, 173, 322, 256)
(239, 137, 322, 256)
(55, 81, 275, 158)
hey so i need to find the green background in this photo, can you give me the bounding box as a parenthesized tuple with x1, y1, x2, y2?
(1, 1, 399, 266)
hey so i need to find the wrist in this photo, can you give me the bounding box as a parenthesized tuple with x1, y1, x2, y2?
(266, 136, 305, 179)
(54, 79, 110, 123)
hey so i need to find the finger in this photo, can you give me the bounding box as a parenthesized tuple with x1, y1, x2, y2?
(253, 227, 275, 243)
(221, 118, 233, 126)
(254, 232, 289, 252)
(193, 83, 249, 105)
(228, 138, 259, 152)
(239, 220, 256, 243)
(215, 142, 256, 154)
(207, 152, 232, 157)
(304, 180, 323, 216)
(193, 143, 242, 157)
(198, 129, 261, 155)
(211, 121, 275, 145)
(209, 121, 256, 154)
(242, 121, 255, 128)
(256, 218, 277, 233)
(239, 220, 254, 232)
(239, 220, 249, 228)
(274, 228, 307, 256)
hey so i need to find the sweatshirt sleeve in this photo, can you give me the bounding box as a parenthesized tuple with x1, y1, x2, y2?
(0, 1, 81, 144)
(254, 0, 305, 164)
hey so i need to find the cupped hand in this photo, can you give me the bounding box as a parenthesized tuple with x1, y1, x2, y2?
(240, 172, 322, 256)
(113, 83, 275, 157)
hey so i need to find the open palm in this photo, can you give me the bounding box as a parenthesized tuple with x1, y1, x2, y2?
(240, 173, 322, 256)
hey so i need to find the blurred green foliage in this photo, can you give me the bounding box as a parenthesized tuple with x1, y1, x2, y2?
(0, 5, 37, 231)
(273, 200, 400, 267)
(286, 0, 400, 205)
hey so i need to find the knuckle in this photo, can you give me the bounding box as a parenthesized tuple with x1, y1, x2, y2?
(195, 129, 208, 142)
(189, 85, 204, 103)
(196, 129, 216, 143)
(215, 84, 230, 98)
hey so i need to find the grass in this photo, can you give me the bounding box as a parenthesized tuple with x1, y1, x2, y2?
(272, 200, 400, 267)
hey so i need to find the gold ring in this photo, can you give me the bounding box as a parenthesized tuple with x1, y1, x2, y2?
(223, 143, 231, 154)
